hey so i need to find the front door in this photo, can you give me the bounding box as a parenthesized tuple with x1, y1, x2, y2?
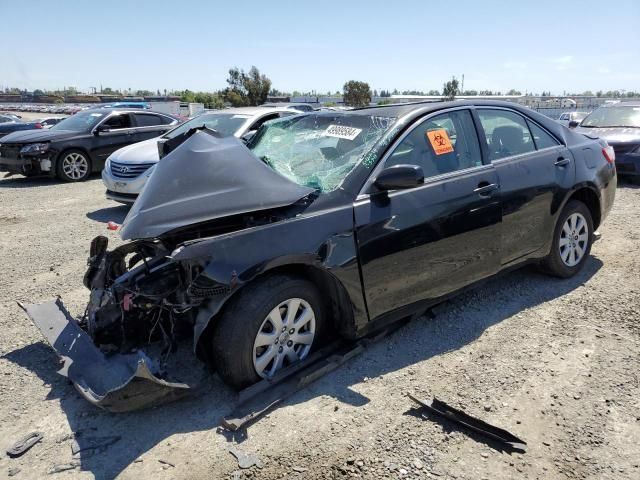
(91, 113, 137, 166)
(355, 108, 503, 320)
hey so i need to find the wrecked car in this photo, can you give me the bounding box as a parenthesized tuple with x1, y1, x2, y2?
(23, 101, 617, 411)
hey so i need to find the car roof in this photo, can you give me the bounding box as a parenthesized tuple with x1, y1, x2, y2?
(85, 107, 170, 115)
(602, 101, 640, 107)
(202, 106, 294, 116)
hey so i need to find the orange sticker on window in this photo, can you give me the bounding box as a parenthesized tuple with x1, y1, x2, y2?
(426, 129, 454, 155)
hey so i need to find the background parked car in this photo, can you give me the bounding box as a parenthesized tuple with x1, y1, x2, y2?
(575, 102, 640, 180)
(36, 117, 65, 129)
(0, 108, 178, 181)
(0, 118, 45, 139)
(261, 102, 316, 112)
(557, 111, 588, 128)
(101, 106, 298, 203)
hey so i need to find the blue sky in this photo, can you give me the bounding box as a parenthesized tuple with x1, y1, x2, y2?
(2, 0, 639, 94)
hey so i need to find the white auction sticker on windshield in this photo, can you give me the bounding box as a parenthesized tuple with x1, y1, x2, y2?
(323, 124, 362, 140)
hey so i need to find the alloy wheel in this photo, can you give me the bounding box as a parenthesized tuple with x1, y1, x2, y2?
(253, 298, 316, 378)
(559, 212, 589, 267)
(61, 152, 89, 180)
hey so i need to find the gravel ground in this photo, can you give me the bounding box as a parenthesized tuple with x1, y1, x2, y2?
(0, 174, 638, 480)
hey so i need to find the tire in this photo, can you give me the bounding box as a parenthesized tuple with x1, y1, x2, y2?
(56, 149, 91, 182)
(211, 274, 325, 390)
(540, 200, 594, 278)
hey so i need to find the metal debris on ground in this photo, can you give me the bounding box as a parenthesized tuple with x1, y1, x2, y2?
(228, 445, 263, 469)
(408, 394, 527, 452)
(6, 431, 43, 458)
(48, 462, 80, 474)
(71, 435, 121, 457)
(222, 323, 407, 432)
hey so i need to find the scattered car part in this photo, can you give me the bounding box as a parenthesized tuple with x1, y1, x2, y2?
(19, 299, 190, 412)
(408, 394, 527, 452)
(71, 435, 121, 457)
(228, 446, 263, 469)
(6, 431, 43, 458)
(222, 325, 401, 431)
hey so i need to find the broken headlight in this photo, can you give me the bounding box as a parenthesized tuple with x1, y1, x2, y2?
(20, 143, 49, 154)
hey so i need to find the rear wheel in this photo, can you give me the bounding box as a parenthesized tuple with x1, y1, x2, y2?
(56, 150, 91, 182)
(540, 200, 593, 278)
(211, 274, 325, 389)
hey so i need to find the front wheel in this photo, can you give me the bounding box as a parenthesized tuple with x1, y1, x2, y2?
(540, 200, 594, 278)
(211, 275, 325, 389)
(56, 150, 91, 182)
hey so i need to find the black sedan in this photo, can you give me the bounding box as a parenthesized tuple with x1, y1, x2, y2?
(23, 100, 616, 410)
(574, 102, 640, 180)
(0, 108, 178, 181)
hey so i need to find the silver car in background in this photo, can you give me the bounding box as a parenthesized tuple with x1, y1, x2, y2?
(557, 111, 589, 128)
(102, 107, 299, 203)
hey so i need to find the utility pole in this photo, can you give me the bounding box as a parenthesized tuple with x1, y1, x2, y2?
(461, 74, 464, 94)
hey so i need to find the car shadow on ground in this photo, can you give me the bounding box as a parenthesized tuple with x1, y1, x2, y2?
(0, 173, 104, 189)
(3, 256, 603, 479)
(86, 205, 130, 224)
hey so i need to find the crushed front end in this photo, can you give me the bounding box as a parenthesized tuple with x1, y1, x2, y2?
(21, 236, 201, 412)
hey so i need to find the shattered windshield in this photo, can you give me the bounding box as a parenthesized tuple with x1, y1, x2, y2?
(248, 113, 396, 192)
(51, 110, 106, 132)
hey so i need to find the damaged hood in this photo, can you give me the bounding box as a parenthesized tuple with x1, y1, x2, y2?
(120, 130, 315, 240)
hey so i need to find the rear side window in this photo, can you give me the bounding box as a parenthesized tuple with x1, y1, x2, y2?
(386, 109, 482, 178)
(134, 113, 164, 127)
(477, 109, 535, 160)
(103, 113, 132, 129)
(527, 121, 559, 149)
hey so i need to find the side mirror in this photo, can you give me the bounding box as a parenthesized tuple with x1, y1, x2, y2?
(241, 130, 256, 144)
(95, 125, 111, 135)
(374, 164, 424, 191)
(568, 120, 579, 129)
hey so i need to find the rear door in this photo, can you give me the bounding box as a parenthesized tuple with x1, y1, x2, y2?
(354, 108, 503, 320)
(91, 112, 137, 165)
(133, 112, 175, 141)
(475, 108, 575, 265)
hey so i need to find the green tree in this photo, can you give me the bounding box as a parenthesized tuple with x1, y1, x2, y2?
(427, 89, 440, 96)
(442, 77, 460, 100)
(343, 80, 371, 107)
(506, 89, 522, 95)
(224, 66, 272, 106)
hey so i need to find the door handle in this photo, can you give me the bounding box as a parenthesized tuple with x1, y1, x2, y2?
(555, 157, 570, 166)
(474, 182, 499, 196)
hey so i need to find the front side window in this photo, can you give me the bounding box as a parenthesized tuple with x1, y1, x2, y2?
(386, 109, 482, 178)
(249, 113, 396, 192)
(477, 109, 535, 160)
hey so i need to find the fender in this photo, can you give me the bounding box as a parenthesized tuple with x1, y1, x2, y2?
(172, 204, 369, 353)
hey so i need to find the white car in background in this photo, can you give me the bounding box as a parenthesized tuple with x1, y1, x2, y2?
(557, 111, 589, 128)
(102, 106, 299, 203)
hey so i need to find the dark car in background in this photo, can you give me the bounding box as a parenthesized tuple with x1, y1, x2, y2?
(0, 108, 178, 181)
(575, 102, 640, 179)
(23, 100, 616, 410)
(0, 117, 45, 139)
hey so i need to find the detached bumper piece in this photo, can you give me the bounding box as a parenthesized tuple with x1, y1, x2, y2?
(409, 394, 527, 453)
(19, 299, 190, 412)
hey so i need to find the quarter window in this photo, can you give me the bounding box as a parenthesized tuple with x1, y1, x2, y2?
(527, 121, 559, 149)
(477, 109, 535, 160)
(386, 109, 483, 178)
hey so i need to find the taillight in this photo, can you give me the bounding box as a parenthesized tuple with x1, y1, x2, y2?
(35, 123, 43, 129)
(602, 145, 615, 164)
